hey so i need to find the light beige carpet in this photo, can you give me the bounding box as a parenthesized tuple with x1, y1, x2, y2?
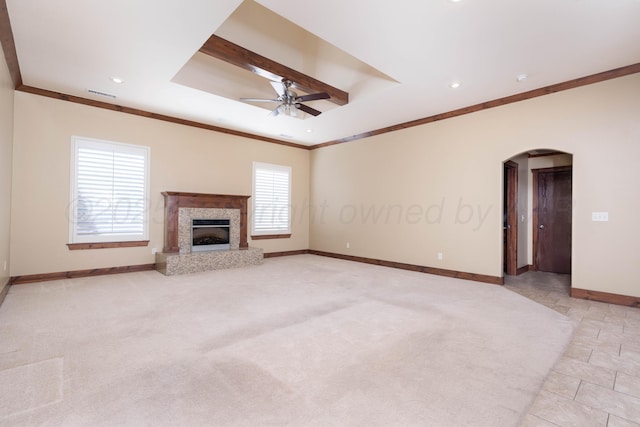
(0, 255, 575, 426)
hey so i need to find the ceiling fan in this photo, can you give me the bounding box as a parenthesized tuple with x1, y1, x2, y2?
(240, 79, 330, 117)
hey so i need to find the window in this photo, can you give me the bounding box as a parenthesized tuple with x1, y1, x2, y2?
(69, 137, 150, 244)
(252, 162, 291, 236)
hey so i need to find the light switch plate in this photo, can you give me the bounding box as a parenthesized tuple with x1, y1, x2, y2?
(592, 212, 609, 222)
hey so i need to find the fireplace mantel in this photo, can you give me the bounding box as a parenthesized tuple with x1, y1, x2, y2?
(162, 192, 250, 253)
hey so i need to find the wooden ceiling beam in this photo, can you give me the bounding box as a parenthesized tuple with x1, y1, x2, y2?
(199, 34, 348, 106)
(0, 0, 22, 88)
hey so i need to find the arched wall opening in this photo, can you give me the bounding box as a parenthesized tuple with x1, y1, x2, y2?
(502, 149, 574, 289)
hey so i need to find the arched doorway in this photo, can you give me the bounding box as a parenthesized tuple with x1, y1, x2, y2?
(502, 150, 573, 281)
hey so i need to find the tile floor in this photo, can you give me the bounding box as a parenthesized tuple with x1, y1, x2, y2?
(505, 271, 640, 427)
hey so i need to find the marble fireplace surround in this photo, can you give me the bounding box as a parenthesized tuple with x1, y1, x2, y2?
(179, 208, 240, 253)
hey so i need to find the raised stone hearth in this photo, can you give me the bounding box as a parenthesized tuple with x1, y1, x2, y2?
(155, 192, 263, 275)
(155, 247, 263, 276)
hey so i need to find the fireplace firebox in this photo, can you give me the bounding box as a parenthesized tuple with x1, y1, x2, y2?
(191, 219, 230, 252)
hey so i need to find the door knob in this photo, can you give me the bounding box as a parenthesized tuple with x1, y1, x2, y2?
(539, 224, 545, 229)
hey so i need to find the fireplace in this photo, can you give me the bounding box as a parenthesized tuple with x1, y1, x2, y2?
(160, 192, 250, 253)
(157, 192, 263, 276)
(191, 219, 230, 252)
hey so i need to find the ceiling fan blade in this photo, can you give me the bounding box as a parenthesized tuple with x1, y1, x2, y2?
(270, 80, 285, 97)
(296, 103, 322, 116)
(296, 92, 330, 103)
(240, 98, 280, 103)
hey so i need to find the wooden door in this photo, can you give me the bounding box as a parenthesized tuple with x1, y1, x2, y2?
(504, 161, 518, 275)
(533, 166, 572, 274)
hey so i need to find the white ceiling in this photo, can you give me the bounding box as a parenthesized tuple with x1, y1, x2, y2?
(6, 0, 640, 146)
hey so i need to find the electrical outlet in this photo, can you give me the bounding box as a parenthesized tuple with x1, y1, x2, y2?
(151, 248, 157, 255)
(346, 242, 350, 249)
(437, 252, 443, 261)
(2, 260, 6, 271)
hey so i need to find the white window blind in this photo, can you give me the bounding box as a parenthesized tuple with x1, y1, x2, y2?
(70, 137, 150, 243)
(252, 162, 291, 235)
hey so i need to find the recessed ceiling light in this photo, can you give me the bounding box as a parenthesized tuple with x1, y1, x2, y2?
(449, 81, 461, 89)
(449, 0, 462, 3)
(516, 74, 529, 82)
(110, 76, 124, 84)
(306, 129, 313, 133)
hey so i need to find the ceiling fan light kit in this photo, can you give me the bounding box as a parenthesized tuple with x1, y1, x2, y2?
(240, 79, 330, 118)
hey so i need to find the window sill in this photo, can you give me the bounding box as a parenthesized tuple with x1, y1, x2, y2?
(67, 240, 149, 250)
(251, 234, 291, 240)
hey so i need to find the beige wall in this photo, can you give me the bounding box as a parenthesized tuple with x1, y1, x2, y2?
(10, 93, 310, 276)
(8, 70, 640, 299)
(0, 44, 14, 291)
(310, 74, 640, 297)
